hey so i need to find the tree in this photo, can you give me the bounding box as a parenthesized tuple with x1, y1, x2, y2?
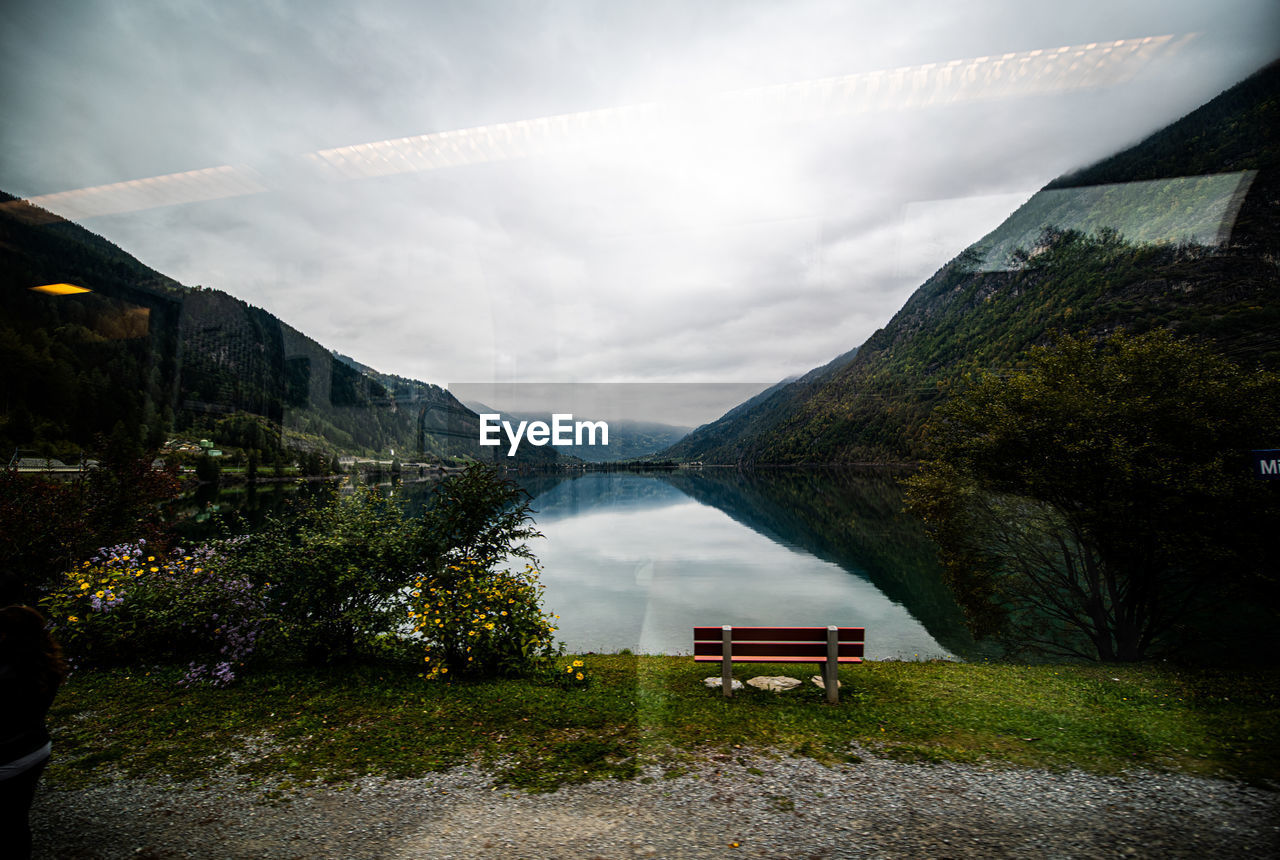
(0, 447, 180, 604)
(194, 454, 221, 484)
(905, 330, 1279, 661)
(416, 462, 541, 576)
(409, 463, 556, 678)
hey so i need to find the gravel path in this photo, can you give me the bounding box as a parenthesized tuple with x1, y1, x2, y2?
(32, 751, 1279, 859)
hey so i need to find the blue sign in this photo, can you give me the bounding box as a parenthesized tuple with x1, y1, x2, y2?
(1252, 450, 1280, 480)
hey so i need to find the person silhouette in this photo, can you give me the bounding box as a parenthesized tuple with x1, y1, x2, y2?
(0, 605, 67, 860)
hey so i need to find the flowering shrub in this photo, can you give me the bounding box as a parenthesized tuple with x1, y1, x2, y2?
(558, 657, 590, 688)
(43, 538, 267, 685)
(408, 558, 559, 679)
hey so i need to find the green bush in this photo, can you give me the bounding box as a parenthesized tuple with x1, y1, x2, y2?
(230, 485, 417, 663)
(228, 463, 552, 670)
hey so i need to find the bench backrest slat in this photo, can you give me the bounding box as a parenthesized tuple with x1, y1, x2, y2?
(693, 626, 864, 643)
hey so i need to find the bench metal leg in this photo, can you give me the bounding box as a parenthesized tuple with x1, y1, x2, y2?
(722, 625, 733, 698)
(825, 626, 840, 704)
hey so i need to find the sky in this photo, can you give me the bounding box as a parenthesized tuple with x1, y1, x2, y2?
(2, 1, 1277, 425)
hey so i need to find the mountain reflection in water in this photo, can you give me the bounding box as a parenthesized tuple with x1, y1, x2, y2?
(515, 468, 977, 660)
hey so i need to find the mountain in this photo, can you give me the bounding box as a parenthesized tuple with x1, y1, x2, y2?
(177, 285, 491, 460)
(0, 193, 545, 465)
(664, 60, 1280, 465)
(660, 347, 857, 463)
(589, 419, 692, 462)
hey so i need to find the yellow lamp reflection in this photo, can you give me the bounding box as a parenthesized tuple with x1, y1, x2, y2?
(30, 283, 92, 295)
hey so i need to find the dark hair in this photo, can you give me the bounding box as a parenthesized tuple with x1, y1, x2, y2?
(0, 604, 68, 696)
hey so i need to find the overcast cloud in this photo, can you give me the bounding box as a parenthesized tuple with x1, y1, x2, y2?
(2, 0, 1276, 424)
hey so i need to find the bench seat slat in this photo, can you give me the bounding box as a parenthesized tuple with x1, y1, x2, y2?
(693, 641, 864, 659)
(694, 655, 863, 663)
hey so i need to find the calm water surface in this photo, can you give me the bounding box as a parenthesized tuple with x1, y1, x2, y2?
(510, 469, 975, 660)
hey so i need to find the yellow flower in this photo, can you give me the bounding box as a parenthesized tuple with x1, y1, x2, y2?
(149, 566, 159, 573)
(95, 590, 105, 598)
(575, 673, 584, 681)
(80, 583, 91, 590)
(68, 616, 79, 623)
(147, 556, 155, 562)
(572, 660, 584, 668)
(566, 666, 573, 673)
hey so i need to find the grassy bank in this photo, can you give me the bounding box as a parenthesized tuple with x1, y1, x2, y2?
(46, 656, 1278, 793)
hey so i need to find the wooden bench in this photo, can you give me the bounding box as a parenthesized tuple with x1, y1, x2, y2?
(694, 625, 864, 703)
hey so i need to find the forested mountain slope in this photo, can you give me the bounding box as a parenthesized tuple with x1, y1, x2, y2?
(659, 347, 857, 463)
(665, 60, 1279, 465)
(0, 194, 526, 463)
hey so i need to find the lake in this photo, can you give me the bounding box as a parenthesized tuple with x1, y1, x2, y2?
(176, 468, 980, 660)
(512, 468, 975, 659)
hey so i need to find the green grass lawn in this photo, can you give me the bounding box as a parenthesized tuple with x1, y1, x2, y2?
(46, 656, 1279, 793)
